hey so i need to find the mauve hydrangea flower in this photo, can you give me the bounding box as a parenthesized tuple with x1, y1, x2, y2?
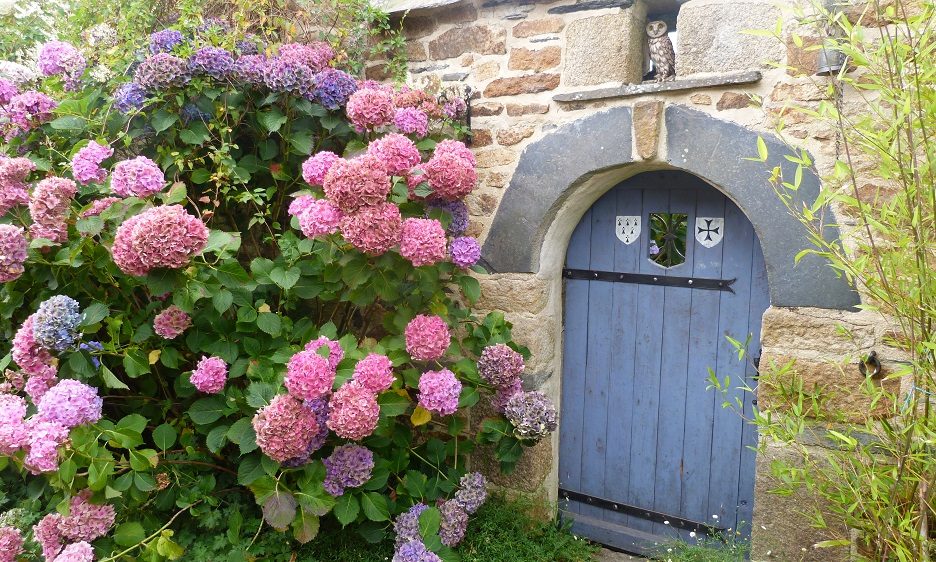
(134, 53, 190, 91)
(313, 68, 358, 110)
(400, 218, 447, 267)
(285, 349, 335, 400)
(12, 315, 54, 376)
(235, 37, 262, 55)
(346, 88, 395, 131)
(477, 343, 524, 389)
(450, 236, 480, 268)
(418, 369, 461, 416)
(367, 133, 421, 175)
(111, 205, 209, 276)
(327, 380, 379, 440)
(153, 305, 191, 339)
(37, 379, 102, 428)
(323, 443, 374, 496)
(323, 154, 391, 213)
(302, 151, 341, 186)
(0, 78, 17, 105)
(263, 57, 315, 96)
(55, 541, 94, 562)
(434, 139, 475, 166)
(29, 177, 77, 243)
(393, 503, 429, 547)
(80, 197, 121, 219)
(492, 378, 522, 414)
(190, 356, 227, 394)
(288, 195, 314, 218)
(277, 42, 334, 72)
(3, 91, 57, 139)
(59, 490, 116, 542)
(111, 156, 165, 197)
(24, 416, 70, 474)
(393, 540, 442, 562)
(33, 295, 82, 352)
(71, 141, 113, 185)
(405, 315, 450, 361)
(37, 41, 86, 87)
(282, 398, 329, 467)
(504, 391, 558, 441)
(393, 87, 433, 109)
(0, 394, 28, 455)
(232, 54, 266, 85)
(305, 336, 345, 371)
(423, 153, 477, 201)
(393, 107, 429, 138)
(149, 29, 184, 54)
(33, 513, 64, 561)
(425, 200, 468, 235)
(453, 472, 487, 514)
(25, 366, 58, 403)
(0, 156, 33, 215)
(352, 353, 395, 393)
(439, 500, 468, 547)
(189, 46, 235, 79)
(443, 97, 467, 119)
(340, 202, 402, 256)
(0, 526, 23, 562)
(113, 82, 147, 113)
(299, 199, 343, 238)
(253, 394, 319, 462)
(0, 224, 27, 282)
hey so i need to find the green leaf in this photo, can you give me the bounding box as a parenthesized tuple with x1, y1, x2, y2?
(50, 115, 86, 130)
(188, 396, 227, 425)
(361, 492, 389, 522)
(270, 266, 301, 290)
(418, 506, 442, 538)
(237, 455, 265, 486)
(179, 121, 211, 145)
(378, 392, 411, 417)
(129, 448, 157, 471)
(227, 418, 258, 455)
(756, 136, 769, 161)
(190, 168, 212, 184)
(293, 511, 320, 544)
(212, 289, 234, 313)
(257, 313, 282, 336)
(100, 365, 129, 390)
(246, 382, 276, 408)
(206, 425, 229, 453)
(134, 472, 157, 492)
(114, 522, 146, 547)
(151, 110, 179, 132)
(123, 349, 150, 378)
(334, 494, 360, 526)
(320, 114, 342, 130)
(258, 108, 288, 134)
(459, 276, 480, 304)
(81, 302, 109, 326)
(152, 424, 178, 450)
(263, 492, 298, 531)
(203, 230, 241, 256)
(289, 130, 314, 155)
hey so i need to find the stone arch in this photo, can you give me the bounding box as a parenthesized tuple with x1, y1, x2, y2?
(481, 104, 858, 310)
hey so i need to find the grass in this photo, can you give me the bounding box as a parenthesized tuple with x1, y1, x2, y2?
(648, 531, 750, 562)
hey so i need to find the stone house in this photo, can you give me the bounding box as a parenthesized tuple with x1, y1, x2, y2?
(371, 0, 909, 559)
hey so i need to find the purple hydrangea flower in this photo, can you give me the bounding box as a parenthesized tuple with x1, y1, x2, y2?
(232, 55, 266, 85)
(477, 343, 524, 389)
(188, 46, 234, 79)
(149, 29, 184, 54)
(393, 540, 442, 562)
(426, 199, 468, 236)
(450, 236, 480, 268)
(439, 500, 468, 547)
(235, 36, 262, 55)
(453, 472, 487, 514)
(79, 341, 103, 369)
(443, 97, 467, 119)
(71, 141, 113, 185)
(37, 41, 86, 89)
(282, 398, 330, 467)
(323, 443, 374, 496)
(181, 104, 211, 124)
(504, 391, 558, 441)
(0, 78, 18, 105)
(113, 82, 147, 113)
(313, 68, 358, 109)
(393, 503, 429, 548)
(134, 53, 190, 91)
(394, 107, 429, 138)
(33, 295, 82, 352)
(36, 379, 103, 428)
(263, 57, 315, 96)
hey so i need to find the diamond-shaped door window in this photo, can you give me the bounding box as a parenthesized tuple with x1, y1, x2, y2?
(649, 212, 687, 268)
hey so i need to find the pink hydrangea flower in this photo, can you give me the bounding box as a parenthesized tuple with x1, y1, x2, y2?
(352, 353, 395, 393)
(277, 42, 335, 72)
(418, 369, 461, 416)
(55, 541, 94, 562)
(345, 88, 395, 131)
(253, 394, 320, 462)
(58, 490, 116, 542)
(12, 314, 55, 377)
(0, 156, 34, 215)
(327, 380, 379, 440)
(153, 305, 191, 339)
(393, 107, 429, 138)
(305, 336, 345, 371)
(399, 218, 447, 267)
(111, 156, 165, 197)
(422, 152, 477, 201)
(36, 379, 103, 428)
(0, 394, 29, 455)
(404, 315, 451, 361)
(366, 133, 421, 175)
(3, 91, 57, 139)
(80, 197, 121, 218)
(288, 194, 315, 218)
(285, 350, 335, 400)
(37, 41, 86, 81)
(25, 366, 58, 402)
(301, 151, 341, 186)
(323, 154, 391, 213)
(29, 177, 77, 243)
(433, 140, 476, 166)
(190, 356, 227, 394)
(299, 199, 343, 238)
(0, 224, 27, 282)
(24, 417, 70, 474)
(0, 526, 24, 562)
(71, 141, 113, 185)
(33, 513, 64, 562)
(340, 202, 402, 256)
(111, 205, 209, 276)
(492, 379, 523, 414)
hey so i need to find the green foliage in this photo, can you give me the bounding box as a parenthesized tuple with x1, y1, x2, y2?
(651, 532, 750, 562)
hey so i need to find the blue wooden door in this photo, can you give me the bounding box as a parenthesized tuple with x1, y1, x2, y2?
(559, 171, 768, 555)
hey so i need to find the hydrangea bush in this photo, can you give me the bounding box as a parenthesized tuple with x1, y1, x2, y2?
(0, 14, 556, 562)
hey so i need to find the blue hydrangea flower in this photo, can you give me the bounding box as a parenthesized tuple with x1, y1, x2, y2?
(181, 104, 212, 124)
(149, 29, 184, 54)
(79, 341, 104, 369)
(426, 199, 469, 236)
(188, 46, 234, 79)
(312, 68, 358, 109)
(393, 503, 429, 548)
(113, 82, 147, 113)
(33, 295, 81, 352)
(393, 540, 441, 562)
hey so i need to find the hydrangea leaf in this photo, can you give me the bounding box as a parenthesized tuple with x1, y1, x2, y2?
(334, 494, 360, 526)
(262, 491, 298, 531)
(410, 406, 432, 427)
(361, 492, 389, 522)
(152, 424, 177, 450)
(113, 522, 146, 547)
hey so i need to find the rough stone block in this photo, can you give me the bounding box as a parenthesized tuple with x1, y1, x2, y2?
(402, 16, 436, 40)
(512, 16, 565, 37)
(477, 274, 550, 314)
(472, 101, 504, 116)
(562, 6, 646, 87)
(475, 148, 518, 168)
(484, 73, 561, 97)
(472, 60, 500, 81)
(689, 92, 712, 105)
(632, 100, 663, 160)
(496, 125, 536, 146)
(506, 102, 549, 116)
(843, 0, 926, 26)
(434, 2, 478, 24)
(428, 26, 507, 60)
(716, 91, 753, 110)
(761, 307, 876, 356)
(407, 41, 428, 62)
(504, 312, 556, 375)
(676, 0, 785, 75)
(508, 46, 562, 71)
(470, 128, 493, 147)
(785, 34, 822, 76)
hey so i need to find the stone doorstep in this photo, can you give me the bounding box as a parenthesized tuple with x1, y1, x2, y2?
(552, 71, 763, 102)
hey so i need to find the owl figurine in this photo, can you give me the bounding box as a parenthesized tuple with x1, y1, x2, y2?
(646, 20, 676, 82)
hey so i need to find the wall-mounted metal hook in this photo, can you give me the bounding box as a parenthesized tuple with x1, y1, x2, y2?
(858, 350, 882, 379)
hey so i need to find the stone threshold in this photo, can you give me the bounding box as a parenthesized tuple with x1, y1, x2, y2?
(552, 71, 763, 102)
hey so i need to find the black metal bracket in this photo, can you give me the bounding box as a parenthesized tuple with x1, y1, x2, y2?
(859, 350, 883, 379)
(559, 488, 726, 536)
(563, 268, 736, 293)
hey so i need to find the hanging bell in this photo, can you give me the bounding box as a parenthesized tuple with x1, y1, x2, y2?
(815, 41, 845, 76)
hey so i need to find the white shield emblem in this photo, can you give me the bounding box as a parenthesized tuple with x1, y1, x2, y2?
(695, 217, 724, 248)
(615, 216, 640, 245)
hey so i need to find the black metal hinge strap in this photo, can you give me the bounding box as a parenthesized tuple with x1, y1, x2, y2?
(563, 268, 736, 293)
(559, 488, 727, 536)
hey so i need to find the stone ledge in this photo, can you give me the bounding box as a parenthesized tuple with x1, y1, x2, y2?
(552, 70, 762, 102)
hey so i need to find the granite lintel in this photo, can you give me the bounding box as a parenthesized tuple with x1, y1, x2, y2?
(546, 0, 634, 14)
(552, 71, 763, 102)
